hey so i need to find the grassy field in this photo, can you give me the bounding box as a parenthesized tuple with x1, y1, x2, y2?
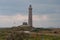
(0, 32, 60, 40)
(0, 28, 60, 40)
(0, 28, 12, 40)
(27, 34, 60, 40)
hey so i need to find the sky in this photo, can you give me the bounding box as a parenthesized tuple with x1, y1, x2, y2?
(0, 0, 60, 28)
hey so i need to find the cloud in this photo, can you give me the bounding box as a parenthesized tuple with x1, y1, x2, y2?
(33, 13, 60, 28)
(0, 0, 60, 15)
(0, 0, 60, 28)
(32, 4, 60, 15)
(0, 13, 60, 28)
(0, 13, 40, 27)
(31, 0, 60, 5)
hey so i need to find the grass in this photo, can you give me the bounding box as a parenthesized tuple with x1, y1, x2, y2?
(0, 28, 60, 40)
(40, 35, 60, 40)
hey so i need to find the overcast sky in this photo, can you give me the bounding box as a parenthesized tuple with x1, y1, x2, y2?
(0, 0, 60, 28)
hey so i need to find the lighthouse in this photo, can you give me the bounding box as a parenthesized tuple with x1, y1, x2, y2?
(28, 5, 32, 27)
